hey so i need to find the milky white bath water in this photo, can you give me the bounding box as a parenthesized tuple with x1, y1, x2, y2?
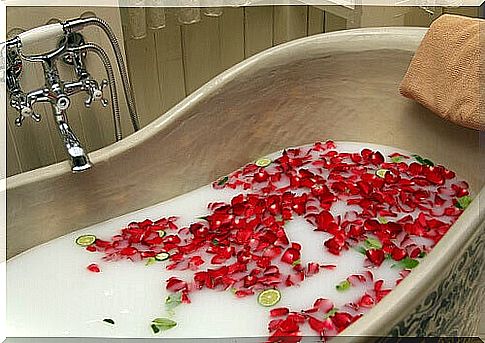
(7, 142, 449, 338)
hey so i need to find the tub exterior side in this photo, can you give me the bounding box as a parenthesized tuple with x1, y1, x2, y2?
(390, 221, 484, 336)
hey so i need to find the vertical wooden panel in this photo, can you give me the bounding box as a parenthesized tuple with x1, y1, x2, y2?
(403, 7, 442, 27)
(88, 6, 133, 145)
(6, 107, 58, 172)
(443, 7, 479, 17)
(218, 8, 245, 70)
(122, 9, 164, 127)
(153, 9, 186, 113)
(308, 6, 325, 36)
(6, 118, 23, 176)
(273, 6, 308, 45)
(244, 6, 274, 57)
(5, 60, 59, 171)
(358, 6, 406, 27)
(181, 14, 222, 94)
(324, 11, 347, 32)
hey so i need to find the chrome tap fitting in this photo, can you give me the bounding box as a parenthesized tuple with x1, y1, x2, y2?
(57, 120, 92, 173)
(3, 17, 140, 173)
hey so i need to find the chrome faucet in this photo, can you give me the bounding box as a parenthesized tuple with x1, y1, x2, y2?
(57, 121, 92, 172)
(3, 17, 140, 173)
(5, 39, 96, 172)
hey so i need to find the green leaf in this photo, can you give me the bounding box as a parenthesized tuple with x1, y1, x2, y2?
(412, 155, 434, 166)
(336, 280, 351, 292)
(365, 237, 382, 250)
(377, 217, 388, 224)
(103, 318, 115, 325)
(217, 176, 229, 186)
(165, 293, 182, 311)
(291, 259, 301, 267)
(151, 324, 160, 334)
(399, 257, 419, 269)
(212, 239, 220, 246)
(145, 257, 156, 266)
(418, 252, 427, 258)
(354, 246, 367, 255)
(456, 195, 472, 210)
(390, 156, 403, 163)
(197, 216, 209, 221)
(151, 318, 177, 332)
(324, 308, 339, 319)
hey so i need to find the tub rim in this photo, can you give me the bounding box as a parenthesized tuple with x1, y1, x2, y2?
(6, 26, 430, 190)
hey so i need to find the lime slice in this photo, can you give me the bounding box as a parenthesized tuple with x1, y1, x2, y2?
(155, 252, 170, 261)
(255, 158, 272, 167)
(157, 230, 166, 238)
(376, 169, 389, 178)
(76, 234, 96, 246)
(257, 289, 281, 307)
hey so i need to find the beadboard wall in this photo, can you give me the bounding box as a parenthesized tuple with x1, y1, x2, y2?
(5, 6, 480, 177)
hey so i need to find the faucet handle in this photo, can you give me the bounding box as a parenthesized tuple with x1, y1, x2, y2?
(10, 95, 42, 126)
(14, 109, 41, 126)
(84, 79, 108, 108)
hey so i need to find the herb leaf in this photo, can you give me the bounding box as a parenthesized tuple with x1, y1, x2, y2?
(412, 154, 434, 166)
(399, 257, 419, 269)
(336, 280, 351, 292)
(456, 195, 472, 210)
(354, 246, 367, 255)
(217, 176, 229, 186)
(390, 156, 403, 163)
(165, 293, 182, 311)
(364, 237, 382, 250)
(324, 308, 339, 319)
(151, 324, 160, 334)
(291, 259, 301, 267)
(145, 257, 156, 266)
(151, 318, 177, 332)
(377, 217, 388, 224)
(103, 318, 115, 325)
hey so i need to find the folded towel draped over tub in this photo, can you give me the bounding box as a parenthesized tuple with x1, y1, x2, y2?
(399, 14, 484, 131)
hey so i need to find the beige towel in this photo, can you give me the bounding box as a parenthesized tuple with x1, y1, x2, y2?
(399, 14, 484, 131)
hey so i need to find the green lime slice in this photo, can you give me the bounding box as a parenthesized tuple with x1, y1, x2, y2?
(155, 252, 170, 261)
(76, 234, 96, 246)
(257, 289, 281, 307)
(255, 158, 272, 167)
(376, 169, 389, 178)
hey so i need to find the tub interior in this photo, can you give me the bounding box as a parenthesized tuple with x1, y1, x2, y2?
(6, 30, 484, 259)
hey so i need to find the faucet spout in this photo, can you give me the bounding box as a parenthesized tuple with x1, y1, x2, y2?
(57, 121, 92, 172)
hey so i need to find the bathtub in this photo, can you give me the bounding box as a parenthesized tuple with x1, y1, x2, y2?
(6, 27, 484, 339)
